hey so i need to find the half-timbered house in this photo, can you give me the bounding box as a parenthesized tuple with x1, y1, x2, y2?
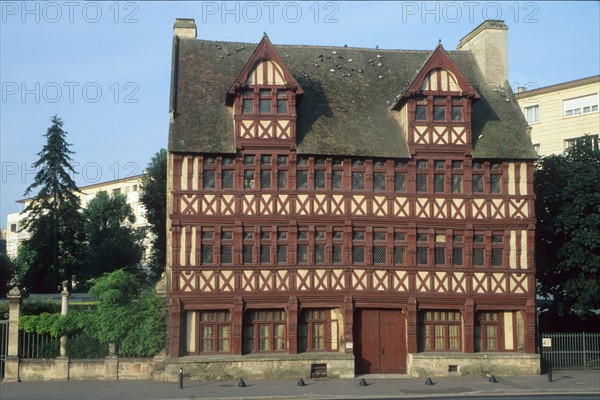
(165, 18, 540, 379)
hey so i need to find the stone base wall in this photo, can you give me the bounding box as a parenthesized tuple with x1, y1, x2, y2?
(407, 352, 540, 377)
(165, 353, 355, 381)
(16, 357, 160, 381)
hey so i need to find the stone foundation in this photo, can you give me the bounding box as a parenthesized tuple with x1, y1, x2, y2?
(165, 353, 355, 381)
(407, 352, 540, 377)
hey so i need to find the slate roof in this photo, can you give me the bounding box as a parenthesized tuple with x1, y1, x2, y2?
(168, 37, 537, 160)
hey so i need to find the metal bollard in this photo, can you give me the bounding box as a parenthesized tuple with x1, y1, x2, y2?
(179, 368, 184, 389)
(547, 360, 552, 383)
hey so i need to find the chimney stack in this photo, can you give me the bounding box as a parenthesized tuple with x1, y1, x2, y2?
(457, 20, 508, 87)
(173, 18, 197, 39)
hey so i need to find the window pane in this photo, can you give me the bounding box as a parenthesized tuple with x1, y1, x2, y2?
(244, 155, 254, 165)
(373, 247, 386, 264)
(394, 247, 405, 264)
(202, 245, 213, 264)
(259, 99, 271, 114)
(473, 248, 484, 266)
(277, 99, 287, 113)
(260, 245, 271, 263)
(242, 99, 253, 114)
(201, 326, 213, 352)
(297, 171, 308, 189)
(315, 245, 325, 263)
(315, 170, 325, 189)
(472, 175, 483, 193)
(352, 247, 364, 263)
(352, 172, 364, 190)
(277, 245, 287, 263)
(374, 172, 386, 191)
(261, 170, 271, 189)
(434, 174, 444, 192)
(222, 170, 234, 189)
(261, 155, 271, 165)
(395, 173, 406, 192)
(203, 171, 216, 189)
(277, 155, 287, 165)
(332, 244, 342, 263)
(451, 175, 462, 193)
(297, 245, 308, 263)
(417, 174, 427, 192)
(434, 106, 446, 121)
(452, 248, 463, 266)
(244, 170, 255, 189)
(221, 245, 232, 263)
(492, 248, 503, 267)
(416, 247, 428, 264)
(218, 325, 231, 352)
(435, 247, 445, 265)
(277, 171, 287, 189)
(243, 245, 253, 264)
(491, 175, 501, 193)
(332, 170, 342, 189)
(451, 106, 462, 121)
(415, 105, 427, 120)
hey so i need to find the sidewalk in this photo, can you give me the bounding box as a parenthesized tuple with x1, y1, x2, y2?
(1, 370, 599, 399)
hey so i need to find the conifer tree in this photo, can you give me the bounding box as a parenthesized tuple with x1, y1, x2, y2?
(20, 115, 84, 292)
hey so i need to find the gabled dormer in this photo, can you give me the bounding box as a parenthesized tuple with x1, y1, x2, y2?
(227, 34, 303, 149)
(392, 44, 479, 152)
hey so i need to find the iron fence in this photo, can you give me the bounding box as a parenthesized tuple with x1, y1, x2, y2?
(540, 332, 600, 369)
(19, 331, 59, 359)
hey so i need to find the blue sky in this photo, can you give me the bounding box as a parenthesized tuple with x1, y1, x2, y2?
(1, 1, 599, 228)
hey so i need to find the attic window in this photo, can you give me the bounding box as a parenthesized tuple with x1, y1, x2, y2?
(259, 89, 271, 114)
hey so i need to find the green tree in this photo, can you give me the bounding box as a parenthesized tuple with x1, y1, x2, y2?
(535, 139, 600, 316)
(88, 269, 166, 356)
(20, 115, 85, 293)
(0, 254, 15, 296)
(139, 149, 167, 282)
(80, 191, 144, 288)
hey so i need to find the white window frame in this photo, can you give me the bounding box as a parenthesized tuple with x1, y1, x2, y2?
(524, 105, 540, 124)
(564, 134, 599, 152)
(563, 94, 599, 118)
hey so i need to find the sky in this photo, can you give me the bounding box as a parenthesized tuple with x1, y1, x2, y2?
(1, 1, 599, 228)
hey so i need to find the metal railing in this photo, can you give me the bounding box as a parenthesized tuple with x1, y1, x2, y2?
(19, 331, 59, 359)
(540, 332, 600, 369)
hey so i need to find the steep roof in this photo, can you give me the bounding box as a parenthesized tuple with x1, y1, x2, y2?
(168, 37, 537, 160)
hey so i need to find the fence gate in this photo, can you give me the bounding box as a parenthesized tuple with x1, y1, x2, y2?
(540, 332, 600, 369)
(0, 313, 8, 380)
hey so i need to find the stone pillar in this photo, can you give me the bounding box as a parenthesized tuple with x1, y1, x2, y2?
(59, 286, 69, 357)
(5, 285, 22, 382)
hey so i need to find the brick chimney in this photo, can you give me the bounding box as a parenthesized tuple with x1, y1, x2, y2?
(173, 18, 197, 39)
(457, 20, 508, 87)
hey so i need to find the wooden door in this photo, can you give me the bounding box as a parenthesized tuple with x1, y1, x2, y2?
(355, 309, 406, 374)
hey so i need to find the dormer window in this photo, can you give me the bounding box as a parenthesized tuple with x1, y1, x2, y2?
(240, 87, 290, 115)
(412, 95, 465, 123)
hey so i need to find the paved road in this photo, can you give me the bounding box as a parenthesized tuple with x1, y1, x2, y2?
(0, 370, 598, 400)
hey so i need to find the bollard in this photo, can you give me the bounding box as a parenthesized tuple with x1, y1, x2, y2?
(359, 378, 368, 386)
(297, 378, 306, 386)
(238, 378, 247, 387)
(425, 377, 434, 385)
(488, 375, 498, 383)
(179, 368, 183, 389)
(548, 360, 552, 383)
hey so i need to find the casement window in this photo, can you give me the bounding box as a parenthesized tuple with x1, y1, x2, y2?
(490, 162, 502, 194)
(433, 96, 446, 121)
(199, 229, 214, 265)
(331, 159, 343, 190)
(220, 230, 233, 264)
(434, 233, 446, 266)
(222, 156, 235, 189)
(277, 89, 288, 113)
(260, 230, 271, 264)
(277, 155, 288, 189)
(434, 160, 445, 193)
(451, 96, 463, 121)
(332, 229, 343, 264)
(314, 228, 326, 264)
(394, 231, 406, 265)
(419, 310, 462, 351)
(199, 311, 231, 353)
(244, 155, 255, 190)
(242, 231, 254, 264)
(297, 228, 309, 264)
(277, 229, 287, 264)
(451, 161, 463, 193)
(524, 104, 539, 123)
(298, 309, 338, 352)
(241, 87, 291, 115)
(373, 160, 386, 192)
(471, 161, 484, 193)
(296, 156, 309, 190)
(491, 233, 504, 268)
(203, 156, 216, 189)
(351, 159, 365, 191)
(394, 160, 407, 192)
(563, 94, 598, 117)
(372, 230, 387, 264)
(416, 232, 429, 265)
(414, 95, 464, 123)
(243, 310, 286, 353)
(260, 155, 272, 190)
(415, 96, 427, 121)
(473, 233, 485, 267)
(452, 234, 463, 267)
(314, 157, 326, 190)
(416, 160, 428, 193)
(242, 89, 254, 114)
(475, 311, 503, 351)
(352, 230, 365, 264)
